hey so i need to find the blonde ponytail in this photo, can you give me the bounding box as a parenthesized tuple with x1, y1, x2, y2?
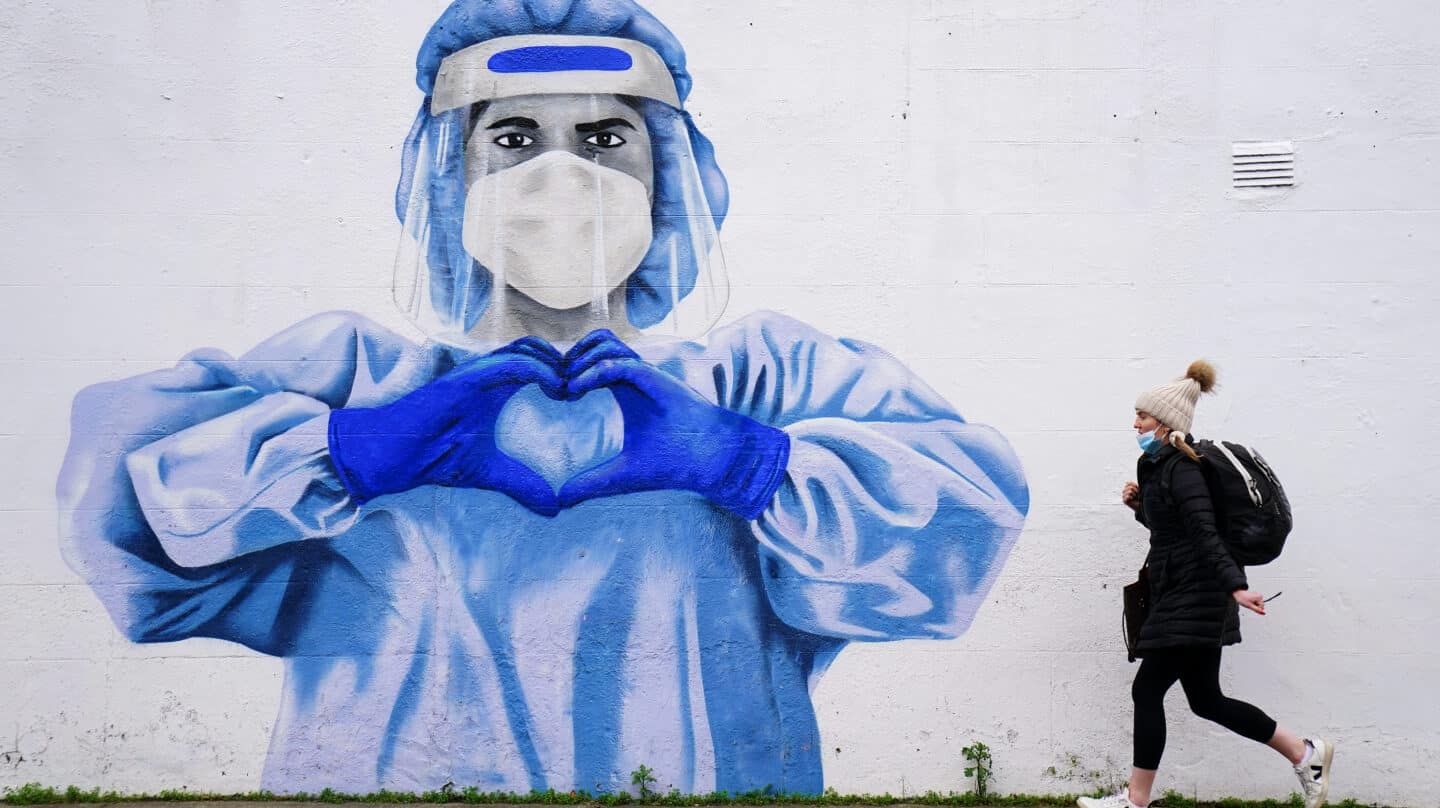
(1169, 430, 1201, 462)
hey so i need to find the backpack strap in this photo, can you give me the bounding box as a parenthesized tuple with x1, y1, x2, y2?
(1157, 450, 1187, 500)
(1211, 441, 1264, 507)
(1156, 445, 1212, 512)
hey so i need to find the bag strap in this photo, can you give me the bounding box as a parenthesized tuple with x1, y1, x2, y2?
(1212, 441, 1264, 507)
(1158, 451, 1185, 500)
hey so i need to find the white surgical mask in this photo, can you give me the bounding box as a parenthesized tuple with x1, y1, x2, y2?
(461, 150, 654, 311)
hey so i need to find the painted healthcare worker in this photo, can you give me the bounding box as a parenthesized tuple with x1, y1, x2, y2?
(57, 0, 1029, 796)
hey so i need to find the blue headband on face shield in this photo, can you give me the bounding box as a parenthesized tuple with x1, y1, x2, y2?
(430, 35, 682, 112)
(396, 0, 730, 331)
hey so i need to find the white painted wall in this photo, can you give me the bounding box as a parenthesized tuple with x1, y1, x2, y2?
(2, 0, 1437, 804)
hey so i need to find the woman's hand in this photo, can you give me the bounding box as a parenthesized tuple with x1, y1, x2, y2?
(1233, 589, 1267, 615)
(1121, 481, 1140, 512)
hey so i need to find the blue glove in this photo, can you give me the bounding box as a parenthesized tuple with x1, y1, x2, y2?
(562, 328, 644, 377)
(556, 332, 791, 520)
(328, 337, 566, 516)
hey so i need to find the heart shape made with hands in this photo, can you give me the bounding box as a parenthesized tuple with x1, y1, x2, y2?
(476, 329, 783, 519)
(488, 331, 637, 493)
(494, 383, 623, 492)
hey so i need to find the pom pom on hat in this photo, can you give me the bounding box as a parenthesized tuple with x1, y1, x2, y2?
(1136, 359, 1218, 433)
(1185, 359, 1217, 394)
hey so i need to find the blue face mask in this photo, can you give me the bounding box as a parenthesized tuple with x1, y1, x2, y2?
(1137, 430, 1164, 455)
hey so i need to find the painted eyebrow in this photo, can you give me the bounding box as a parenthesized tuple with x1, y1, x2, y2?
(575, 118, 638, 134)
(485, 116, 540, 130)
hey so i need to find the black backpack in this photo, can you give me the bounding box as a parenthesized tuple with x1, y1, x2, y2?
(1181, 439, 1293, 565)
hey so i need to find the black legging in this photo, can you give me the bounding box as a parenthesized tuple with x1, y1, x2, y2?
(1132, 647, 1277, 769)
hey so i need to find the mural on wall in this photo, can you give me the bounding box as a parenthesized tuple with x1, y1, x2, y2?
(55, 0, 1029, 797)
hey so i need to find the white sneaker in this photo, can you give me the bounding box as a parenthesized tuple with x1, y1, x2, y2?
(1077, 794, 1143, 808)
(1294, 737, 1335, 808)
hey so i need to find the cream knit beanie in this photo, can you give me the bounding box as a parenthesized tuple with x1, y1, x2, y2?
(1135, 360, 1217, 433)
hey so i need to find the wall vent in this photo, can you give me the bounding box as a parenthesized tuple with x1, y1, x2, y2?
(1232, 141, 1295, 188)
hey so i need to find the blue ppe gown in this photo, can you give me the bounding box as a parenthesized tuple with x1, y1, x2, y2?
(57, 310, 1028, 795)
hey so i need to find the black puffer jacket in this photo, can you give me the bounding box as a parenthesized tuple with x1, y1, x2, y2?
(1134, 439, 1248, 653)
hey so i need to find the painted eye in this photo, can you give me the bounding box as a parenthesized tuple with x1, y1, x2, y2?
(584, 132, 627, 148)
(493, 133, 535, 149)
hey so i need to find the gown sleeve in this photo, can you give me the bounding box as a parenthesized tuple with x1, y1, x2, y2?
(56, 312, 436, 653)
(645, 311, 1030, 641)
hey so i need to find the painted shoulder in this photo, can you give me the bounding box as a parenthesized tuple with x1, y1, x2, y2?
(702, 309, 908, 365)
(238, 310, 423, 363)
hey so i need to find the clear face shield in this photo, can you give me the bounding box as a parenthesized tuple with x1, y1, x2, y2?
(393, 36, 729, 351)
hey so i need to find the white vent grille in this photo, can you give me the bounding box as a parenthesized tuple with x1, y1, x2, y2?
(1233, 141, 1295, 188)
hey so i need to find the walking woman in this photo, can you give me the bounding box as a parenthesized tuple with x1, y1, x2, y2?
(1079, 361, 1334, 808)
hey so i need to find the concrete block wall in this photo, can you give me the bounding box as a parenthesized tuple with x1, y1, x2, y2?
(2, 1, 1436, 804)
